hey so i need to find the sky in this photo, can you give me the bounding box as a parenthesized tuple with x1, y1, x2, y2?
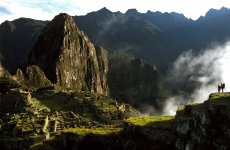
(0, 0, 230, 23)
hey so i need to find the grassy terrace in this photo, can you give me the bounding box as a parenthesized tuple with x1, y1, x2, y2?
(126, 116, 175, 128)
(175, 92, 230, 118)
(32, 91, 72, 111)
(32, 90, 117, 112)
(209, 92, 230, 100)
(177, 103, 204, 112)
(208, 92, 230, 109)
(63, 127, 122, 136)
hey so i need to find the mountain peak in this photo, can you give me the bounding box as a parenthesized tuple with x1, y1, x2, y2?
(100, 7, 110, 12)
(50, 13, 75, 27)
(53, 13, 71, 21)
(126, 9, 139, 15)
(97, 7, 112, 14)
(204, 7, 230, 18)
(28, 13, 109, 95)
(41, 12, 82, 39)
(220, 6, 228, 11)
(0, 20, 16, 32)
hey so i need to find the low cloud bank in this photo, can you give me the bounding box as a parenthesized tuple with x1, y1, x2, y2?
(163, 41, 230, 115)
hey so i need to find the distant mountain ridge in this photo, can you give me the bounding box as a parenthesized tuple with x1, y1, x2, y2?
(74, 7, 230, 68)
(0, 18, 47, 72)
(1, 7, 230, 72)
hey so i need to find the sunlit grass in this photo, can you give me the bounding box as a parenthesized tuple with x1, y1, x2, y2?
(207, 92, 230, 110)
(126, 116, 175, 127)
(209, 92, 230, 100)
(177, 105, 185, 112)
(63, 127, 122, 136)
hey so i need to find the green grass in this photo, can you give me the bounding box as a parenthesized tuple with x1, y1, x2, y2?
(177, 93, 230, 118)
(186, 103, 202, 106)
(32, 91, 72, 111)
(126, 116, 175, 127)
(30, 97, 49, 109)
(63, 127, 122, 136)
(177, 102, 204, 116)
(177, 105, 185, 112)
(208, 92, 230, 110)
(186, 103, 204, 112)
(209, 92, 230, 100)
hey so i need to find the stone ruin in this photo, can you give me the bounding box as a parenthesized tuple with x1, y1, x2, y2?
(0, 110, 102, 140)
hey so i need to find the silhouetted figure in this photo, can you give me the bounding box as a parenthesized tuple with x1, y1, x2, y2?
(221, 83, 225, 92)
(218, 84, 221, 93)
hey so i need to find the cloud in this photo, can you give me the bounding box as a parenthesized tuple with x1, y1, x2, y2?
(0, 0, 80, 23)
(0, 6, 12, 15)
(163, 41, 230, 115)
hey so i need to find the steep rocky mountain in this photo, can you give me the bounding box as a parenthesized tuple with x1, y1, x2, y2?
(0, 12, 169, 113)
(0, 18, 46, 72)
(108, 52, 168, 113)
(28, 13, 109, 95)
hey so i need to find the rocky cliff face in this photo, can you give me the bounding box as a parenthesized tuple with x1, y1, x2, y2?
(0, 64, 10, 78)
(174, 93, 230, 149)
(28, 13, 109, 95)
(107, 52, 167, 113)
(0, 65, 20, 94)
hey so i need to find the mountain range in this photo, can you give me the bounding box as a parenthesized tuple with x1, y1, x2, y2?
(1, 7, 230, 72)
(1, 7, 230, 113)
(74, 7, 230, 69)
(1, 7, 230, 149)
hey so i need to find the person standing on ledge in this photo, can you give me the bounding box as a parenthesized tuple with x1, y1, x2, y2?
(218, 84, 221, 93)
(221, 83, 225, 93)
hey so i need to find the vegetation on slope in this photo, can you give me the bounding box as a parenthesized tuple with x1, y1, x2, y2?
(126, 116, 174, 127)
(64, 127, 122, 136)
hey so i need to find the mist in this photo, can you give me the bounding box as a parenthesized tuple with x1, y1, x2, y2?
(163, 41, 230, 115)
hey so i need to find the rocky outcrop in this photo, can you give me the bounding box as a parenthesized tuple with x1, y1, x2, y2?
(174, 93, 230, 149)
(0, 65, 20, 94)
(95, 45, 109, 95)
(0, 64, 51, 94)
(0, 64, 10, 78)
(14, 65, 52, 89)
(28, 13, 109, 95)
